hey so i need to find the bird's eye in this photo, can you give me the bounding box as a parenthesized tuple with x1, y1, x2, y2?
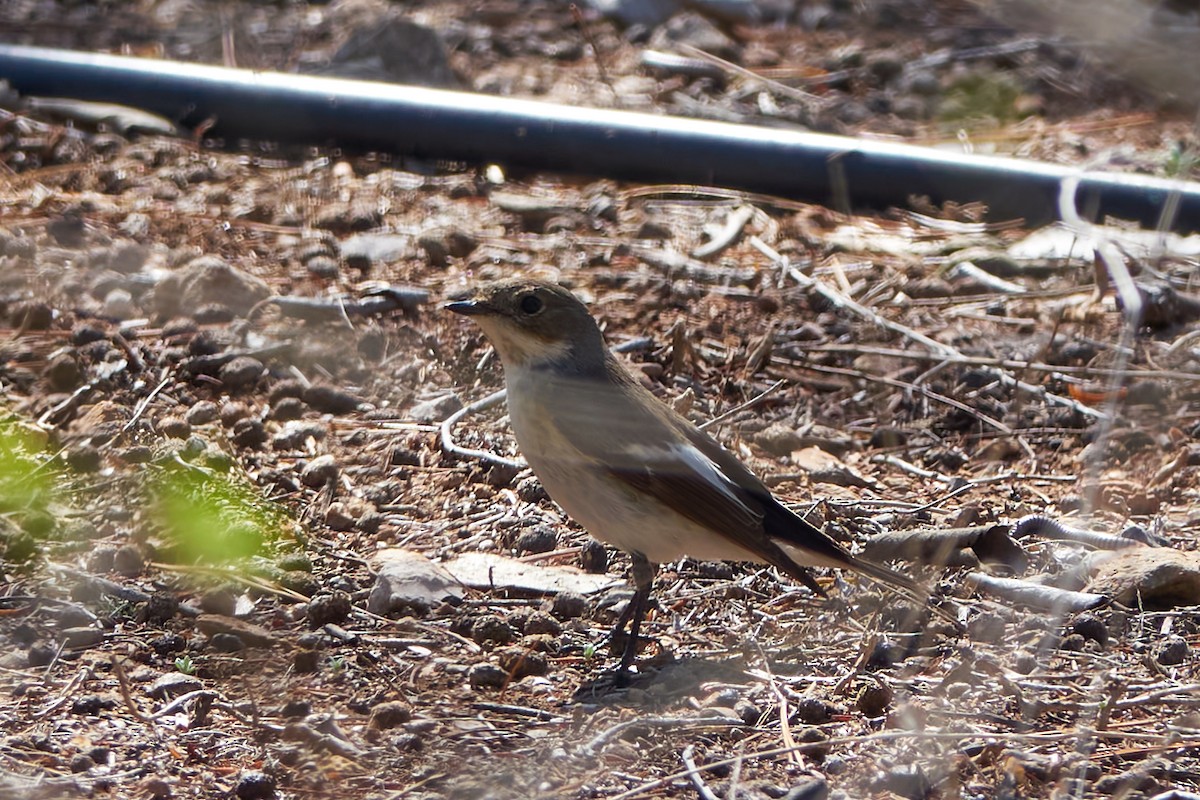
(518, 294, 544, 315)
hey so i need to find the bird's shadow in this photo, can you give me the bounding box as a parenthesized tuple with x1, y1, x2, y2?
(571, 654, 749, 707)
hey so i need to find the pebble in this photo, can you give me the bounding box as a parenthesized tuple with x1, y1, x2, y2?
(181, 402, 217, 427)
(306, 592, 352, 627)
(1157, 635, 1189, 666)
(219, 356, 264, 389)
(220, 402, 250, 426)
(580, 540, 608, 573)
(69, 753, 96, 773)
(515, 525, 557, 555)
(781, 777, 829, 800)
(66, 445, 102, 473)
(157, 416, 191, 439)
(113, 544, 144, 577)
(45, 353, 82, 391)
(300, 454, 340, 488)
(470, 614, 516, 645)
(234, 771, 276, 800)
(305, 255, 340, 279)
(496, 646, 548, 679)
(793, 696, 833, 724)
(872, 764, 929, 799)
(549, 591, 587, 620)
(468, 663, 508, 689)
(302, 384, 362, 414)
(210, 633, 246, 652)
(409, 393, 463, 423)
(281, 699, 310, 718)
(231, 418, 268, 448)
(856, 683, 892, 717)
(523, 611, 562, 637)
(369, 701, 413, 729)
(1070, 613, 1109, 647)
(271, 396, 305, 421)
(293, 649, 320, 673)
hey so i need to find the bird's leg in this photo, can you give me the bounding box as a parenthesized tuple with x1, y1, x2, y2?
(615, 552, 656, 674)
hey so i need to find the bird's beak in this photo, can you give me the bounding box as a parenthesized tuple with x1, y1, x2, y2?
(444, 299, 490, 316)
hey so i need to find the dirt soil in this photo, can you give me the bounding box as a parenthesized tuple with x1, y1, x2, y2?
(3, 2, 1200, 799)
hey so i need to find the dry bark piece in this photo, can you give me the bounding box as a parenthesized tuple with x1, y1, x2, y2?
(862, 524, 1028, 572)
(964, 572, 1108, 613)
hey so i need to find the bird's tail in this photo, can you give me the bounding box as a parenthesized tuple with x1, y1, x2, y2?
(773, 536, 959, 627)
(843, 552, 960, 628)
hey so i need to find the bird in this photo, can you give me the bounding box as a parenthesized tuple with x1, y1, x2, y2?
(447, 278, 938, 675)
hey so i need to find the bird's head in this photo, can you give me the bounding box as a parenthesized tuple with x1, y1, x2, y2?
(446, 279, 606, 370)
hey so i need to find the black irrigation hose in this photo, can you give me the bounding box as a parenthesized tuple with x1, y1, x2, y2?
(1, 43, 1198, 232)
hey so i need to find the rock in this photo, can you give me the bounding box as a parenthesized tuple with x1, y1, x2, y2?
(12, 301, 53, 329)
(304, 255, 339, 279)
(580, 539, 608, 573)
(186, 401, 219, 425)
(220, 402, 250, 426)
(233, 771, 276, 800)
(367, 548, 464, 615)
(194, 614, 278, 648)
(651, 12, 740, 59)
(340, 233, 412, 267)
(69, 754, 94, 773)
(103, 288, 136, 319)
(209, 633, 246, 652)
(302, 384, 362, 414)
(147, 672, 203, 700)
(1156, 635, 1190, 666)
(312, 14, 458, 88)
(293, 649, 320, 673)
(156, 416, 191, 439)
(62, 627, 105, 648)
(113, 545, 144, 577)
(0, 771, 85, 799)
(873, 765, 930, 799)
(306, 592, 352, 627)
(856, 682, 892, 717)
(781, 777, 829, 800)
(47, 211, 86, 246)
(443, 552, 620, 596)
(45, 353, 82, 391)
(469, 614, 516, 645)
(468, 662, 508, 689)
(271, 396, 305, 421)
(300, 454, 339, 488)
(495, 646, 549, 678)
(794, 697, 833, 724)
(273, 421, 327, 451)
(219, 356, 264, 389)
(1086, 548, 1200, 608)
(409, 393, 463, 423)
(368, 701, 413, 730)
(107, 240, 149, 273)
(1069, 613, 1109, 647)
(514, 525, 558, 555)
(231, 418, 268, 449)
(550, 591, 588, 619)
(154, 255, 270, 319)
(523, 611, 562, 636)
